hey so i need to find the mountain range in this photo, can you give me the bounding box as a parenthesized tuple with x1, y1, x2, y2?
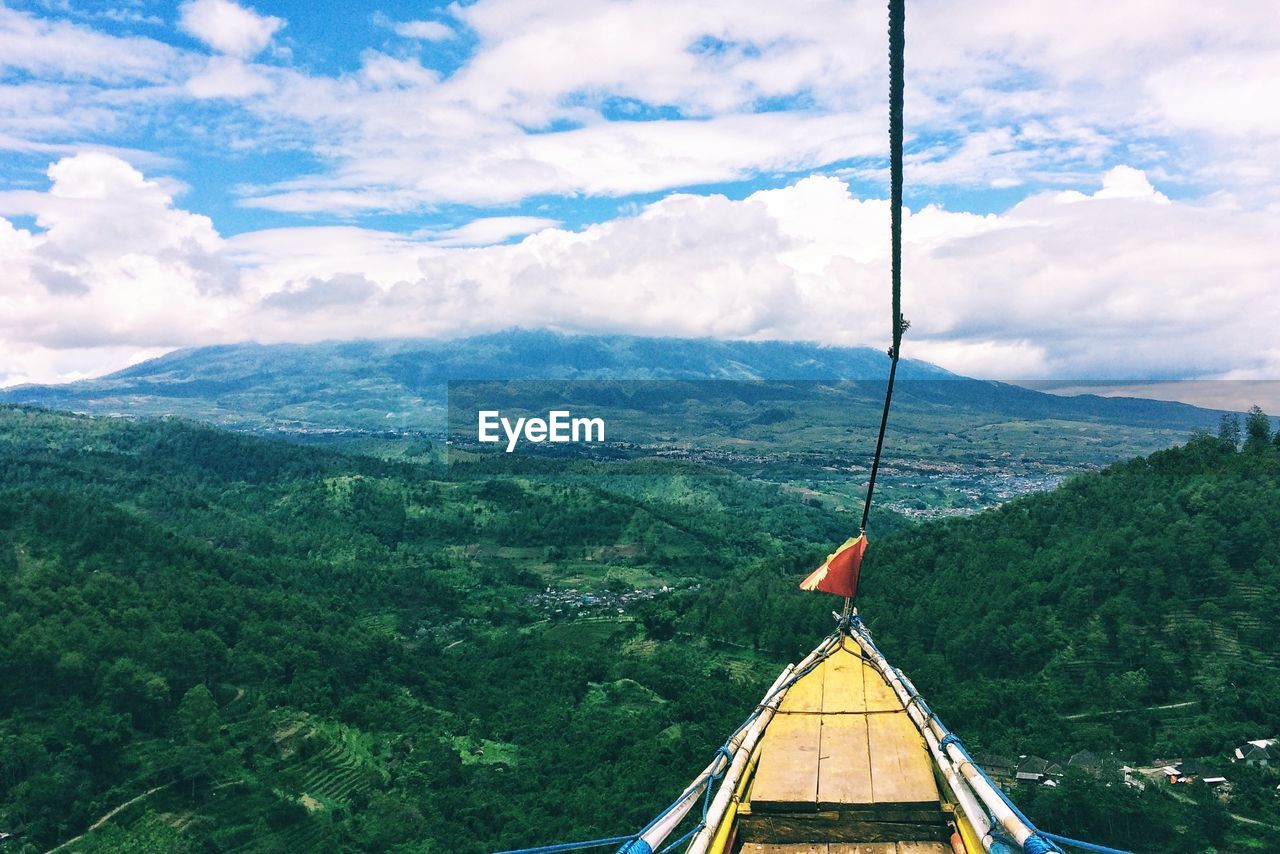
(1, 330, 1224, 436)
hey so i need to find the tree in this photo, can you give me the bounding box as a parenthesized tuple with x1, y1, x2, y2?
(1217, 413, 1241, 449)
(176, 684, 230, 797)
(1244, 405, 1272, 451)
(179, 684, 220, 743)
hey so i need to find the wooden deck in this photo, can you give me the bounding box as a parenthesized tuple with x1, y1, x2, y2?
(739, 640, 948, 845)
(741, 844, 950, 853)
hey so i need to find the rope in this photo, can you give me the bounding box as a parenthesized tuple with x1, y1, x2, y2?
(851, 0, 907, 611)
(1037, 831, 1133, 854)
(496, 835, 638, 854)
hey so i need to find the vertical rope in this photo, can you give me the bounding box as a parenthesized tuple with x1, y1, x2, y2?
(888, 0, 905, 360)
(856, 0, 906, 543)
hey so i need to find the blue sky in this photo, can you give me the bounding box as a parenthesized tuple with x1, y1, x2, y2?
(2, 0, 1279, 387)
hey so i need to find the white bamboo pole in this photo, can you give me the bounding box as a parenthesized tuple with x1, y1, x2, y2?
(680, 664, 794, 854)
(633, 754, 722, 850)
(684, 633, 838, 854)
(847, 627, 1036, 849)
(918, 713, 996, 850)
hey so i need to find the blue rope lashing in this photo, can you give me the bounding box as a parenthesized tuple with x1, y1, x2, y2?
(1022, 834, 1057, 854)
(988, 832, 1021, 854)
(1038, 831, 1133, 854)
(497, 834, 638, 854)
(656, 828, 695, 854)
(615, 841, 652, 854)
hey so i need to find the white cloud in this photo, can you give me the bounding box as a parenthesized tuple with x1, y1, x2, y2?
(423, 216, 560, 247)
(172, 0, 1279, 212)
(0, 153, 240, 384)
(6, 0, 1280, 214)
(242, 110, 885, 211)
(178, 0, 282, 58)
(186, 56, 275, 98)
(392, 20, 454, 41)
(0, 5, 181, 82)
(5, 157, 1280, 386)
(4, 3, 1280, 387)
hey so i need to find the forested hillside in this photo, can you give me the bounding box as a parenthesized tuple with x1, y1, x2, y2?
(0, 406, 849, 852)
(689, 417, 1280, 737)
(2, 405, 1279, 851)
(674, 413, 1280, 849)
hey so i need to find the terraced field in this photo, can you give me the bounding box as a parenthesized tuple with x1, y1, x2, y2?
(274, 717, 388, 809)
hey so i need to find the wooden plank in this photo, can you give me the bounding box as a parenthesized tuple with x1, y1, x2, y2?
(737, 813, 951, 844)
(867, 712, 940, 806)
(750, 714, 822, 809)
(894, 844, 952, 853)
(779, 660, 826, 713)
(740, 845, 829, 854)
(862, 664, 902, 713)
(819, 648, 866, 713)
(829, 845, 900, 854)
(817, 714, 873, 807)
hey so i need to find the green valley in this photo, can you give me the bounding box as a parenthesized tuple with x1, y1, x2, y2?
(1, 405, 1278, 852)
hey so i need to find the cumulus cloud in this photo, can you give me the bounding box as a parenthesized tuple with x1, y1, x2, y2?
(4, 156, 1279, 387)
(0, 153, 240, 384)
(178, 0, 282, 58)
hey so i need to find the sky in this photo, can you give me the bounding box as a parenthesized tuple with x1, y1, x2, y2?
(1, 0, 1279, 388)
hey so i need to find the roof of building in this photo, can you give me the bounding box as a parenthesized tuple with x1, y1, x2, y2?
(1069, 749, 1100, 769)
(1017, 756, 1049, 774)
(1179, 759, 1218, 777)
(973, 751, 1016, 771)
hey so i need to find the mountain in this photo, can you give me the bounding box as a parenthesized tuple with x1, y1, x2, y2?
(0, 332, 1231, 519)
(0, 330, 1222, 435)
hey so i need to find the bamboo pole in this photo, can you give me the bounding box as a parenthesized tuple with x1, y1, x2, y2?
(686, 633, 838, 854)
(683, 665, 793, 854)
(847, 627, 1034, 850)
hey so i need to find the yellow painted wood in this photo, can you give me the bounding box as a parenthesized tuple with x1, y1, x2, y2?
(749, 714, 822, 807)
(866, 712, 940, 806)
(779, 661, 826, 713)
(861, 665, 902, 713)
(707, 800, 737, 854)
(737, 743, 763, 799)
(816, 714, 873, 806)
(747, 640, 943, 834)
(954, 812, 983, 853)
(818, 648, 866, 713)
(741, 844, 949, 853)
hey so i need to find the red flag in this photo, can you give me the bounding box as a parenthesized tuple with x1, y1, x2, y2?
(800, 534, 868, 599)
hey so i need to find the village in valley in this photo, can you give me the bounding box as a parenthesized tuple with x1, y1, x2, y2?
(974, 737, 1280, 807)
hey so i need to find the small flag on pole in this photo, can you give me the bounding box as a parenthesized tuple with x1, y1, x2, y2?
(800, 533, 868, 599)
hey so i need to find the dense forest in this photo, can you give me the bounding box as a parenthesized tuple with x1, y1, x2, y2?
(681, 410, 1280, 752)
(1, 405, 1279, 851)
(0, 406, 849, 852)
